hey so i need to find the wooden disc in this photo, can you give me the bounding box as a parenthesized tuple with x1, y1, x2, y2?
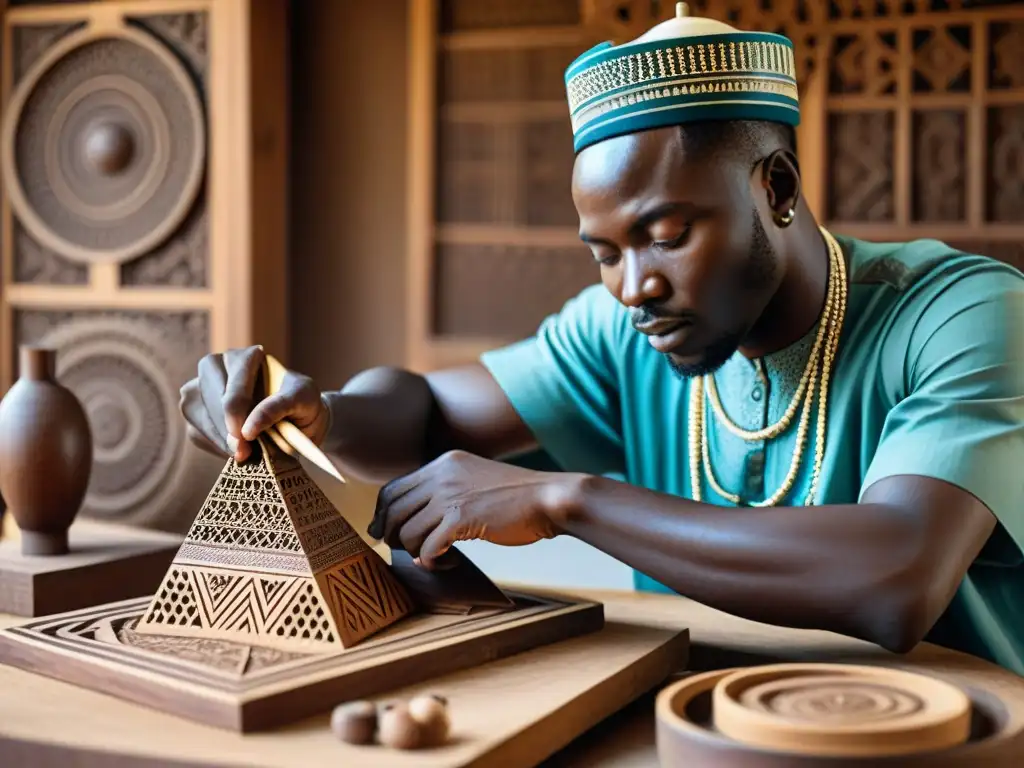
(711, 663, 971, 757)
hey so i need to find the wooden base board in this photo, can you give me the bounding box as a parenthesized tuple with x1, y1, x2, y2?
(0, 520, 183, 617)
(0, 589, 605, 732)
(0, 589, 690, 767)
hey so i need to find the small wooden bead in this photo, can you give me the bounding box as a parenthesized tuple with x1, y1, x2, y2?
(378, 702, 424, 750)
(330, 700, 377, 745)
(408, 694, 451, 747)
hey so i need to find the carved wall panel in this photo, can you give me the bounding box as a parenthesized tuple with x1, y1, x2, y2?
(0, 1, 289, 533)
(690, 1, 1024, 264)
(827, 111, 895, 222)
(13, 310, 212, 528)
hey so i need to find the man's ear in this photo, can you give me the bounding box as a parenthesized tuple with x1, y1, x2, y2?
(760, 149, 801, 227)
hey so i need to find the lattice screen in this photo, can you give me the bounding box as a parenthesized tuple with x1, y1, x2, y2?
(816, 5, 1024, 270)
(431, 0, 598, 348)
(406, 0, 1024, 371)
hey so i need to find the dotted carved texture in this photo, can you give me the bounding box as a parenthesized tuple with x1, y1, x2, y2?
(433, 244, 599, 339)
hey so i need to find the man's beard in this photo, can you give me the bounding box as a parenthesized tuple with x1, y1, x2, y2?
(659, 210, 778, 379)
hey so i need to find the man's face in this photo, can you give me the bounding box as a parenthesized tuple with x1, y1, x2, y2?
(572, 126, 783, 377)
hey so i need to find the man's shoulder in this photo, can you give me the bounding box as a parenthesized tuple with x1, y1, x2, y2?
(843, 234, 1024, 293)
(841, 234, 1024, 318)
(536, 283, 635, 352)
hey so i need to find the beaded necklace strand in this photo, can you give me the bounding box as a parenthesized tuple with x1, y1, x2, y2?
(688, 228, 848, 507)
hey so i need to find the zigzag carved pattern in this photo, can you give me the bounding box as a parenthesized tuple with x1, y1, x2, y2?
(191, 570, 302, 632)
(142, 567, 337, 644)
(321, 554, 413, 645)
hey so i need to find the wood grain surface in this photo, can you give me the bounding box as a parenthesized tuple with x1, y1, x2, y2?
(0, 587, 690, 767)
(2, 587, 1022, 766)
(0, 519, 182, 616)
(0, 589, 605, 732)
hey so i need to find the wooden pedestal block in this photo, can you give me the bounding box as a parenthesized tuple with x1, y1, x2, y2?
(0, 518, 182, 617)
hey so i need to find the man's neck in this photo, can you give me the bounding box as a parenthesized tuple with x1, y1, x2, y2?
(738, 207, 831, 360)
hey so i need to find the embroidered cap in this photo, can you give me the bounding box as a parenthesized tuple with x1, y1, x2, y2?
(564, 2, 800, 154)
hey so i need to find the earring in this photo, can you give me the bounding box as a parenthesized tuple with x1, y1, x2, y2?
(774, 207, 796, 227)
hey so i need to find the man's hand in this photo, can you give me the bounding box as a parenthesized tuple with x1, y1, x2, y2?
(180, 345, 330, 463)
(368, 450, 566, 568)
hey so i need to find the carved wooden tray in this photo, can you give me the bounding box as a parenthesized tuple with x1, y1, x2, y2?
(0, 589, 603, 733)
(656, 662, 1023, 766)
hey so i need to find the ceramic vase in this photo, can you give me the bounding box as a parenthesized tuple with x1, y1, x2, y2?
(0, 346, 92, 556)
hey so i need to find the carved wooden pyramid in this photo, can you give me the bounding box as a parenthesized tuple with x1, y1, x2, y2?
(135, 435, 414, 652)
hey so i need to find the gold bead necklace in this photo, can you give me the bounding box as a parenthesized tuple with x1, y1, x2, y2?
(689, 228, 847, 507)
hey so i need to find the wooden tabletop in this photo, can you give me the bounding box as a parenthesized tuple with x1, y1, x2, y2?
(546, 591, 1024, 765)
(1, 584, 1023, 766)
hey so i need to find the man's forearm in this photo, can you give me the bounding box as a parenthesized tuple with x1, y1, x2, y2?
(320, 366, 440, 484)
(548, 474, 943, 652)
(320, 363, 538, 485)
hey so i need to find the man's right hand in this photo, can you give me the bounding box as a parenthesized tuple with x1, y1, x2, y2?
(180, 345, 331, 464)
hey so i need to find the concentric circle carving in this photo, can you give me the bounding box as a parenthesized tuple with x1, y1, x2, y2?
(0, 23, 205, 264)
(712, 664, 969, 757)
(737, 674, 924, 723)
(37, 317, 192, 525)
(656, 663, 980, 764)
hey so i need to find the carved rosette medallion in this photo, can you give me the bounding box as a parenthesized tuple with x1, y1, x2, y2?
(32, 317, 205, 527)
(0, 21, 206, 265)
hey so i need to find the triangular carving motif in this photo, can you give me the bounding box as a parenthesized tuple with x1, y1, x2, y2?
(135, 436, 414, 652)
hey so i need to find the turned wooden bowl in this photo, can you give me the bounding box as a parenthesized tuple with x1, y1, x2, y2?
(655, 662, 1020, 767)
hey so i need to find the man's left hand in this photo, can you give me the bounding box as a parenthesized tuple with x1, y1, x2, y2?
(368, 450, 566, 568)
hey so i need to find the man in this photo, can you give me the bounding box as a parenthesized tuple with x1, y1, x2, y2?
(181, 7, 1024, 674)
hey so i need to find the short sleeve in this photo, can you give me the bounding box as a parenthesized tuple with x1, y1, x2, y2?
(860, 262, 1024, 552)
(479, 284, 626, 476)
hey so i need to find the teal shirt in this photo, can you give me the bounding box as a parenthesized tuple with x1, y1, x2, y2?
(480, 235, 1024, 675)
